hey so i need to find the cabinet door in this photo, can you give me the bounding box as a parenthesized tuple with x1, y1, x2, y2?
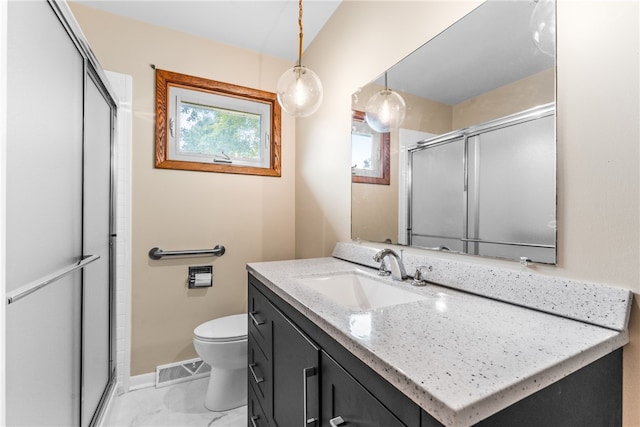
(249, 382, 271, 427)
(321, 351, 407, 427)
(271, 304, 320, 427)
(249, 334, 272, 413)
(249, 283, 273, 357)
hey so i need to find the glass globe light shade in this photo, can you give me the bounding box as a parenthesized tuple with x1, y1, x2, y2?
(364, 89, 406, 133)
(530, 0, 555, 57)
(277, 65, 323, 117)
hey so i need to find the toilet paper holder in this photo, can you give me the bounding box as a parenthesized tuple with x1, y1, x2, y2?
(188, 266, 213, 288)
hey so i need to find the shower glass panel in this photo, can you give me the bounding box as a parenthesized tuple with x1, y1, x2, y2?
(5, 0, 83, 291)
(6, 273, 82, 426)
(410, 138, 465, 252)
(82, 72, 115, 426)
(6, 1, 117, 426)
(6, 2, 85, 422)
(467, 115, 555, 263)
(408, 105, 556, 263)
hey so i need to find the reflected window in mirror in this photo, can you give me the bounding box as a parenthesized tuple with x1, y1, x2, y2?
(351, 111, 390, 185)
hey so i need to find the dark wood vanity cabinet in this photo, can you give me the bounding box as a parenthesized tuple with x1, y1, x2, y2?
(248, 276, 320, 426)
(321, 351, 407, 427)
(271, 305, 320, 426)
(248, 273, 622, 427)
(248, 274, 419, 427)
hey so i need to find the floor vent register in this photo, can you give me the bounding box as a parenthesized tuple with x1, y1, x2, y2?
(155, 358, 211, 388)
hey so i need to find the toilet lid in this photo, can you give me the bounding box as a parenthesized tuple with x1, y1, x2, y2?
(194, 314, 247, 342)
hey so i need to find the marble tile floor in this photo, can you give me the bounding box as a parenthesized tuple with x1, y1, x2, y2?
(102, 377, 247, 426)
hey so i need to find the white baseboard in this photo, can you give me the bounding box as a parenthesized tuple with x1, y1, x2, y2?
(128, 372, 155, 391)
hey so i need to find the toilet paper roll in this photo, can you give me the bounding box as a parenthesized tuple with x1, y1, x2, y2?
(193, 272, 212, 287)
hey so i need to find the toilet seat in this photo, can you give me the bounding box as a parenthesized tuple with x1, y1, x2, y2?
(194, 313, 247, 343)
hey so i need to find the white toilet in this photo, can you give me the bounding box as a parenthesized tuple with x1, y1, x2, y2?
(193, 313, 248, 411)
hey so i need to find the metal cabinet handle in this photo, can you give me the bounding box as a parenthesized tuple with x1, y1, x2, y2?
(303, 367, 318, 426)
(249, 363, 264, 384)
(249, 311, 265, 326)
(250, 415, 260, 427)
(330, 416, 345, 427)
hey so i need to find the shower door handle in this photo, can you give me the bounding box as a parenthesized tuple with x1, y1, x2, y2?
(6, 254, 100, 304)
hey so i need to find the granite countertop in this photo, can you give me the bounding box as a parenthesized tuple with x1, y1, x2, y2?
(247, 255, 630, 427)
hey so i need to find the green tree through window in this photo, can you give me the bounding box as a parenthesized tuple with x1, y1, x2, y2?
(155, 68, 281, 176)
(180, 102, 261, 160)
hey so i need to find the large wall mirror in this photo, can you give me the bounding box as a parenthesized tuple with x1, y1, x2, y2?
(351, 0, 557, 264)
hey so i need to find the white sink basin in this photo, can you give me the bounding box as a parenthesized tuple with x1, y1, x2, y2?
(296, 271, 427, 310)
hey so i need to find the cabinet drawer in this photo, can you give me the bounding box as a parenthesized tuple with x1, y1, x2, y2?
(248, 283, 272, 357)
(321, 351, 407, 427)
(248, 383, 270, 427)
(249, 337, 271, 412)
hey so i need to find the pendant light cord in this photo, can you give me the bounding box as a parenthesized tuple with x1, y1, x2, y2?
(298, 0, 303, 66)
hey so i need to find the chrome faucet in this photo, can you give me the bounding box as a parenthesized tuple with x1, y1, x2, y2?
(373, 249, 408, 281)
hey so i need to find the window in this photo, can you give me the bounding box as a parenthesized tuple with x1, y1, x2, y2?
(155, 69, 281, 176)
(351, 110, 390, 185)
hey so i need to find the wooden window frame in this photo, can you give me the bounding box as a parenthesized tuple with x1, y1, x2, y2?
(155, 69, 281, 177)
(351, 110, 390, 185)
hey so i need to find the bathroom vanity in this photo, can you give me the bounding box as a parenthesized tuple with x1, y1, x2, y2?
(246, 244, 631, 427)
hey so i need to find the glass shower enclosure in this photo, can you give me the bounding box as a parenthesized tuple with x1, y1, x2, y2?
(409, 104, 556, 264)
(5, 1, 117, 425)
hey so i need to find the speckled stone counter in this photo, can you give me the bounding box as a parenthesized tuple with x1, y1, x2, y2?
(247, 251, 631, 427)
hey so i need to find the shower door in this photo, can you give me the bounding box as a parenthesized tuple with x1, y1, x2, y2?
(82, 69, 116, 426)
(408, 105, 556, 263)
(5, 1, 116, 426)
(409, 137, 466, 252)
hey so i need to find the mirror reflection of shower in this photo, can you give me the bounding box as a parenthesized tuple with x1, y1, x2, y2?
(351, 0, 557, 264)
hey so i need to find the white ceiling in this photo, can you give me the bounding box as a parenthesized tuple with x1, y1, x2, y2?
(74, 0, 554, 106)
(73, 0, 342, 61)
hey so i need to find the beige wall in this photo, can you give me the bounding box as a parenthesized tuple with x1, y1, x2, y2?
(350, 83, 399, 243)
(299, 0, 639, 425)
(69, 4, 296, 375)
(452, 68, 556, 129)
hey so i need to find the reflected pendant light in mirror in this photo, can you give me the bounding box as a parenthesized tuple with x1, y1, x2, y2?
(364, 73, 406, 133)
(277, 0, 323, 117)
(530, 0, 555, 56)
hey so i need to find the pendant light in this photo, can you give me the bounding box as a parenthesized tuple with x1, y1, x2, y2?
(277, 0, 323, 117)
(530, 0, 555, 57)
(364, 73, 406, 133)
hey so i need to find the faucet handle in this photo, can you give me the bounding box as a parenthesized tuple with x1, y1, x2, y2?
(377, 259, 391, 277)
(411, 265, 433, 286)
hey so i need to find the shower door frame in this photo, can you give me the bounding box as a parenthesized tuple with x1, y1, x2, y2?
(3, 1, 119, 425)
